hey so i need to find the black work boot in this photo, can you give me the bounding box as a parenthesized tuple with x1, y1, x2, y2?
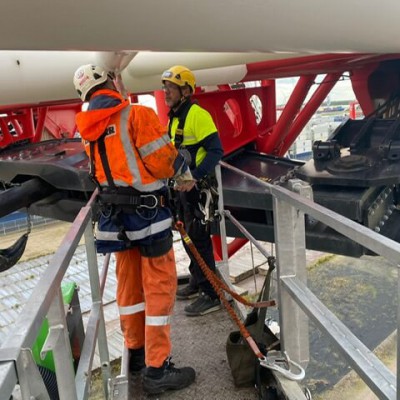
(184, 292, 221, 316)
(176, 283, 199, 300)
(142, 357, 196, 394)
(129, 347, 145, 375)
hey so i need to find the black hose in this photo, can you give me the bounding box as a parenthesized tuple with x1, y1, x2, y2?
(0, 178, 55, 218)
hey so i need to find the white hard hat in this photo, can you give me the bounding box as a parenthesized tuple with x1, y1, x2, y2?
(73, 64, 109, 101)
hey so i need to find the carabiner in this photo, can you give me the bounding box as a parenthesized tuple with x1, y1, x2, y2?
(198, 188, 212, 223)
(259, 350, 305, 381)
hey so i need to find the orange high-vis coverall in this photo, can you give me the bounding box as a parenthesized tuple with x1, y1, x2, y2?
(75, 89, 181, 367)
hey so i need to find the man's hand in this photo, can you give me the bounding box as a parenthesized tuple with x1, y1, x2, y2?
(174, 179, 196, 192)
(173, 165, 196, 191)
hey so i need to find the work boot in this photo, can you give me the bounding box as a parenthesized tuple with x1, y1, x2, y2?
(184, 292, 221, 316)
(176, 283, 199, 300)
(142, 357, 196, 394)
(129, 347, 145, 375)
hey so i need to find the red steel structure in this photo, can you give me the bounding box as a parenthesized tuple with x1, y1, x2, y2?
(2, 53, 400, 258)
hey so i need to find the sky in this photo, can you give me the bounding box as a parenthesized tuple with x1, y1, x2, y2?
(276, 75, 356, 106)
(139, 74, 357, 110)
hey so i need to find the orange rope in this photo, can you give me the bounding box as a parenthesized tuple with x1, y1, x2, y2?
(175, 220, 276, 359)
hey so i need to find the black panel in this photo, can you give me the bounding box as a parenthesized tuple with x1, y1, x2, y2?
(222, 149, 302, 210)
(1, 138, 399, 258)
(296, 118, 400, 187)
(221, 148, 400, 257)
(0, 138, 94, 191)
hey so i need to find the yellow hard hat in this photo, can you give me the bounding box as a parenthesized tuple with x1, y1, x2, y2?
(161, 65, 196, 93)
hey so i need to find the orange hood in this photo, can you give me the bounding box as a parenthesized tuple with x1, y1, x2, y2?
(75, 90, 130, 141)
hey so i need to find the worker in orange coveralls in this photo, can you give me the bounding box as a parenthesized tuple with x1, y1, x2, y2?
(73, 64, 195, 395)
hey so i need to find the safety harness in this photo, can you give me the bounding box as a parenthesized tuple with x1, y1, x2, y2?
(167, 99, 193, 150)
(89, 133, 166, 206)
(89, 131, 166, 245)
(168, 99, 218, 224)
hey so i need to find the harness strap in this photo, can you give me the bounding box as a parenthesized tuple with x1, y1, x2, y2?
(89, 141, 99, 188)
(168, 101, 193, 149)
(98, 193, 166, 209)
(97, 134, 117, 189)
(110, 208, 131, 245)
(89, 132, 117, 190)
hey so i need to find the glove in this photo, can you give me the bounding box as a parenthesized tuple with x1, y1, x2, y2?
(175, 166, 193, 184)
(174, 167, 196, 192)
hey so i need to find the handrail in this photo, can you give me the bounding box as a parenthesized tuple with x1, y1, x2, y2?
(0, 189, 112, 400)
(220, 161, 400, 264)
(220, 160, 399, 400)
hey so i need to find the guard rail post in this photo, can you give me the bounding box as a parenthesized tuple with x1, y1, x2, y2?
(84, 221, 111, 398)
(272, 179, 310, 369)
(46, 288, 78, 400)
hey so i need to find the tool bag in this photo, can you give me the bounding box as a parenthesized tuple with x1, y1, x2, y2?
(226, 260, 279, 387)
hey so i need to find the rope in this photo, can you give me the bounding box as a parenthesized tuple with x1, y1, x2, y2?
(175, 220, 276, 359)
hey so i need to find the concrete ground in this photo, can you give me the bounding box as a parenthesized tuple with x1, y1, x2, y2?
(318, 332, 396, 400)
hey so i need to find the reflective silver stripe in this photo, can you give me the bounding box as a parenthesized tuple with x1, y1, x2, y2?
(96, 217, 173, 241)
(119, 302, 145, 316)
(119, 106, 164, 192)
(182, 134, 196, 143)
(146, 315, 171, 326)
(138, 133, 170, 158)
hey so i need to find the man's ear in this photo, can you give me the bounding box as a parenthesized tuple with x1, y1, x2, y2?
(183, 86, 192, 97)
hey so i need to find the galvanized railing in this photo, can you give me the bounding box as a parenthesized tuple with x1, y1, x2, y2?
(218, 161, 399, 400)
(0, 190, 112, 400)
